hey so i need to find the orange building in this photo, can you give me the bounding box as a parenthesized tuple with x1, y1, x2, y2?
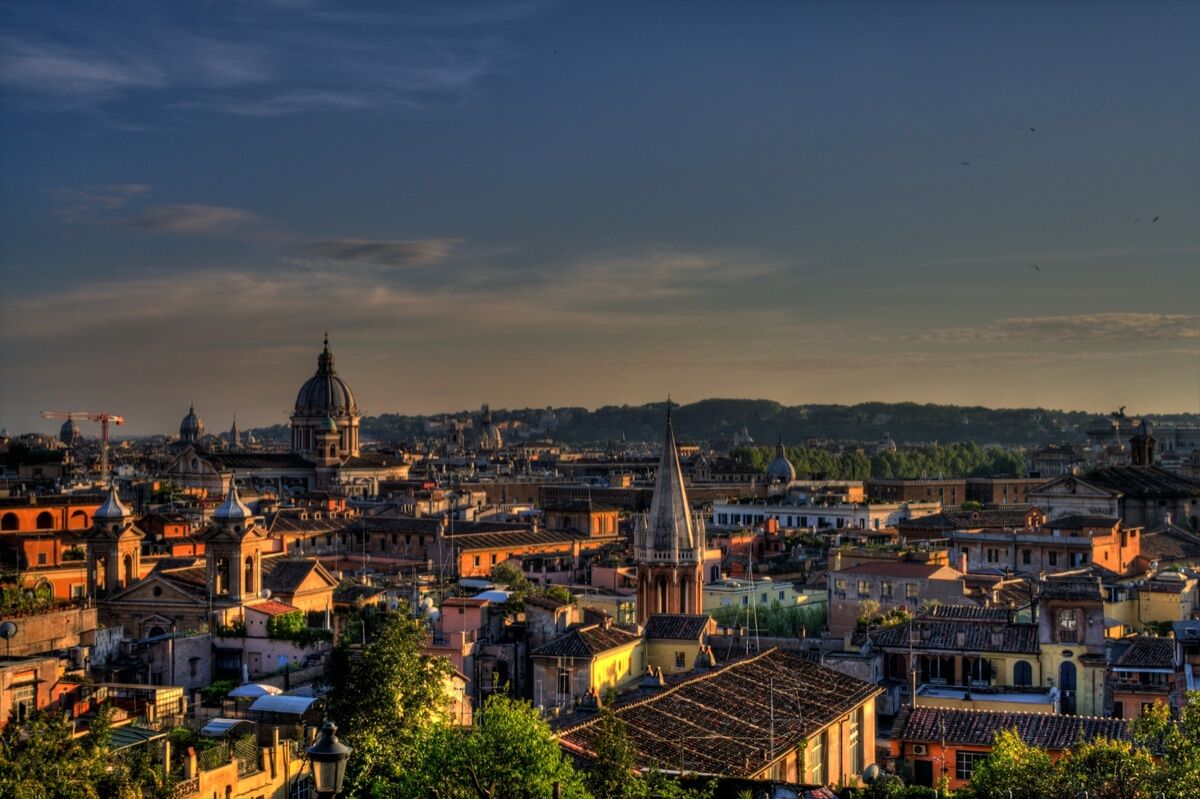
(890, 705, 1129, 790)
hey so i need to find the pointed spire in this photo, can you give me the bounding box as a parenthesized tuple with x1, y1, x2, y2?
(317, 333, 335, 375)
(637, 403, 698, 560)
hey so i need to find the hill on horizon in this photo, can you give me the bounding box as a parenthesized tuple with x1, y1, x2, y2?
(250, 399, 1195, 448)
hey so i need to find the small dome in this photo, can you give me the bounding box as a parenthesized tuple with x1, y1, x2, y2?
(214, 482, 252, 522)
(94, 486, 131, 523)
(180, 404, 205, 441)
(766, 434, 796, 483)
(294, 335, 357, 418)
(320, 416, 338, 433)
(60, 419, 80, 446)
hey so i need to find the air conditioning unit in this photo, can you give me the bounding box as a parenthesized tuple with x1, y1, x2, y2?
(912, 744, 928, 756)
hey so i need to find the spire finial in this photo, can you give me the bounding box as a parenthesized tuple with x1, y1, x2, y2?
(324, 330, 329, 349)
(666, 394, 672, 422)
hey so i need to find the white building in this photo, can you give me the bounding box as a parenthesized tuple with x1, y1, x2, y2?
(709, 498, 941, 532)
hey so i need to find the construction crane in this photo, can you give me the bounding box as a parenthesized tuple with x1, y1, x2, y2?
(40, 410, 124, 485)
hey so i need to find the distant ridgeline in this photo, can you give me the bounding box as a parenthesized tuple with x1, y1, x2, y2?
(249, 399, 1194, 450)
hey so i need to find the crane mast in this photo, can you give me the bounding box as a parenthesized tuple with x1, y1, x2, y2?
(40, 410, 125, 485)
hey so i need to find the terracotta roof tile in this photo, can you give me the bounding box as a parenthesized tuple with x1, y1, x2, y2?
(1114, 636, 1176, 669)
(531, 624, 639, 658)
(643, 614, 712, 641)
(892, 705, 1129, 750)
(559, 648, 881, 777)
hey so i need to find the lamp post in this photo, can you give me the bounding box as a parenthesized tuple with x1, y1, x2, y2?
(307, 721, 351, 798)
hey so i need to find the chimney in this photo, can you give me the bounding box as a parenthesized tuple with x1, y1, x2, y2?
(960, 551, 968, 574)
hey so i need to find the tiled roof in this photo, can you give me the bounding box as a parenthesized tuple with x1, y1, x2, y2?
(1048, 514, 1122, 529)
(834, 561, 958, 579)
(870, 620, 1039, 654)
(922, 605, 1012, 622)
(343, 452, 406, 469)
(202, 451, 314, 470)
(1114, 637, 1176, 669)
(443, 528, 591, 552)
(531, 624, 640, 658)
(643, 614, 711, 641)
(892, 705, 1129, 750)
(1076, 466, 1200, 499)
(900, 508, 1036, 531)
(559, 648, 881, 777)
(1139, 527, 1200, 563)
(262, 558, 323, 593)
(246, 599, 300, 617)
(1040, 578, 1102, 601)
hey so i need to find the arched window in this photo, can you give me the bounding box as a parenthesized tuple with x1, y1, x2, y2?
(1014, 660, 1033, 686)
(123, 554, 134, 585)
(244, 556, 254, 595)
(95, 556, 107, 592)
(968, 657, 992, 685)
(70, 510, 89, 528)
(214, 557, 230, 595)
(0, 513, 17, 531)
(36, 511, 54, 530)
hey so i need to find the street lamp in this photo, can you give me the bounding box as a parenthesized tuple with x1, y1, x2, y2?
(307, 721, 351, 798)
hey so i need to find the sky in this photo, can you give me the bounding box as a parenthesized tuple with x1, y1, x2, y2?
(1, 0, 1198, 436)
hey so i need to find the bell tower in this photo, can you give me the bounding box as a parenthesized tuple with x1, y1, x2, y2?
(86, 486, 143, 597)
(1130, 420, 1157, 466)
(634, 404, 705, 624)
(205, 481, 266, 606)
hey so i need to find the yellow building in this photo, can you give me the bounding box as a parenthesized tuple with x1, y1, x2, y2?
(642, 613, 715, 676)
(530, 621, 644, 710)
(559, 648, 882, 787)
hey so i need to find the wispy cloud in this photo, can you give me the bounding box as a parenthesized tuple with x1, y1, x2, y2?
(300, 238, 461, 267)
(122, 204, 268, 237)
(1, 3, 534, 117)
(921, 313, 1200, 343)
(47, 183, 151, 222)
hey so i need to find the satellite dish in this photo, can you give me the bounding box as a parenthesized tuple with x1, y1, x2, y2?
(260, 589, 271, 600)
(862, 764, 882, 785)
(0, 621, 17, 640)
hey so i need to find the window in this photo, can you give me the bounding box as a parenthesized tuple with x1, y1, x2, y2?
(1058, 608, 1079, 643)
(806, 730, 826, 785)
(858, 580, 871, 596)
(12, 684, 34, 723)
(1049, 551, 1058, 566)
(675, 651, 685, 669)
(37, 552, 47, 565)
(834, 579, 847, 592)
(761, 593, 768, 604)
(473, 555, 480, 567)
(1014, 660, 1033, 687)
(490, 553, 497, 565)
(557, 668, 571, 696)
(906, 583, 919, 599)
(848, 708, 863, 774)
(1022, 549, 1031, 565)
(986, 548, 999, 564)
(71, 584, 84, 599)
(741, 596, 749, 606)
(956, 750, 988, 780)
(881, 581, 893, 598)
(778, 590, 786, 601)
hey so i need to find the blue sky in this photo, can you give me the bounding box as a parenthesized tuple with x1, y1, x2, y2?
(1, 0, 1198, 435)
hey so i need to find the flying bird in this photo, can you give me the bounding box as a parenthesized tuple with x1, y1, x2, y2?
(960, 161, 970, 166)
(1030, 263, 1040, 272)
(1153, 216, 1159, 223)
(1029, 127, 1037, 132)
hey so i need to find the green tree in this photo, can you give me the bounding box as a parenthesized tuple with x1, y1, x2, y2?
(405, 694, 590, 799)
(1057, 736, 1155, 799)
(0, 705, 172, 799)
(325, 609, 452, 798)
(1133, 695, 1200, 799)
(965, 728, 1058, 799)
(491, 562, 533, 614)
(585, 706, 640, 799)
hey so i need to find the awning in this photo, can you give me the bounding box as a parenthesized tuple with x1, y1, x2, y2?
(248, 694, 318, 715)
(200, 718, 252, 737)
(110, 725, 167, 750)
(228, 683, 283, 698)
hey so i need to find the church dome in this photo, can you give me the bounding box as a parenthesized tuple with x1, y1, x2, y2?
(766, 434, 796, 483)
(294, 335, 357, 418)
(60, 419, 80, 446)
(180, 404, 205, 441)
(477, 404, 503, 450)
